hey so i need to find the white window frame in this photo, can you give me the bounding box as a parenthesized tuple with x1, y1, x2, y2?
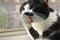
(0, 28, 27, 37)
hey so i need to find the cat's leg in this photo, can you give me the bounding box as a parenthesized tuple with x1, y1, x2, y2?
(20, 16, 34, 40)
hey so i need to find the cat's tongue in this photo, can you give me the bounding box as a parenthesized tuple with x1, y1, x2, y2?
(27, 16, 32, 23)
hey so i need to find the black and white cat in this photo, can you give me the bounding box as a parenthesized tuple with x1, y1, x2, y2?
(20, 0, 60, 40)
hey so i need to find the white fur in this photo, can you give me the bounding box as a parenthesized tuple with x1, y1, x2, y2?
(21, 4, 32, 16)
(20, 4, 34, 40)
(31, 10, 58, 36)
(20, 3, 33, 30)
(20, 3, 58, 40)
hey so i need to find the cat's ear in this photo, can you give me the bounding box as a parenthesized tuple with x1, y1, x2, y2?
(40, 0, 48, 4)
(28, 0, 48, 4)
(42, 0, 48, 3)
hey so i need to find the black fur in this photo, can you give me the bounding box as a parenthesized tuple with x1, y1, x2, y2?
(43, 17, 60, 38)
(20, 0, 54, 19)
(24, 12, 34, 16)
(50, 32, 60, 40)
(28, 0, 54, 19)
(20, 1, 28, 13)
(29, 27, 39, 39)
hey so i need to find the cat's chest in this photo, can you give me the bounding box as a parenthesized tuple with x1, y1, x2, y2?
(31, 10, 58, 35)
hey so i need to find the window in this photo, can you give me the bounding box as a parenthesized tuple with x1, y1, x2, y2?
(0, 0, 24, 32)
(49, 0, 60, 12)
(0, 0, 26, 37)
(14, 0, 20, 3)
(4, 0, 9, 2)
(9, 5, 14, 11)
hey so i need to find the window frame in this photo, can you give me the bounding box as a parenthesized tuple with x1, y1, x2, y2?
(0, 28, 27, 37)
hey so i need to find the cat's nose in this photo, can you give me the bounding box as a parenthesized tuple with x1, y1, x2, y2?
(24, 12, 34, 16)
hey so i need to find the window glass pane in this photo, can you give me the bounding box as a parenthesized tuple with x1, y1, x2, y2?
(0, 0, 24, 31)
(49, 0, 60, 13)
(0, 7, 7, 30)
(4, 0, 9, 2)
(9, 5, 14, 11)
(0, 5, 5, 9)
(14, 0, 20, 3)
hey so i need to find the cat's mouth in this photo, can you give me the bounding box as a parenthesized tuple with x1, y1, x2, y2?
(27, 16, 33, 23)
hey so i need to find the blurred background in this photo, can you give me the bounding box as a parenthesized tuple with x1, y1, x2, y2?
(0, 0, 25, 31)
(0, 0, 60, 33)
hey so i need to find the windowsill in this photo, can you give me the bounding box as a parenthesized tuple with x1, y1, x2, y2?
(0, 28, 27, 37)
